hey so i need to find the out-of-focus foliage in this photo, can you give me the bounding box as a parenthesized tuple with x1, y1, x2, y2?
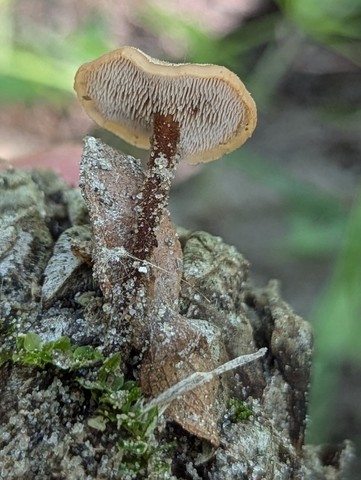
(277, 0, 361, 65)
(2, 0, 360, 101)
(228, 150, 348, 260)
(308, 189, 361, 443)
(139, 4, 279, 69)
(0, 1, 114, 102)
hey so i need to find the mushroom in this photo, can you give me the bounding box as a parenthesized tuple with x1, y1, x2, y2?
(74, 47, 257, 259)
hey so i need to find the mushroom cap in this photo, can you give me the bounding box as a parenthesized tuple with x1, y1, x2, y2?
(74, 47, 257, 164)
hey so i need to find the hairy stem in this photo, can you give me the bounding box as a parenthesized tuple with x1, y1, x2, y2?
(132, 112, 180, 260)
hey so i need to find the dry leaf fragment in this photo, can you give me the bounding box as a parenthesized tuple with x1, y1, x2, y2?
(141, 308, 267, 447)
(146, 347, 267, 412)
(122, 210, 183, 349)
(146, 211, 183, 310)
(140, 312, 225, 447)
(79, 136, 182, 310)
(80, 137, 143, 303)
(80, 137, 183, 349)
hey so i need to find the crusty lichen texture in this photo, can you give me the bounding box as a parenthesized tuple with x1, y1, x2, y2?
(0, 164, 354, 479)
(74, 46, 257, 164)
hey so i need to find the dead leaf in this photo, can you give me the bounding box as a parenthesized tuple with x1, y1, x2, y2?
(81, 137, 222, 445)
(141, 311, 222, 447)
(80, 137, 184, 342)
(146, 211, 183, 309)
(80, 136, 143, 302)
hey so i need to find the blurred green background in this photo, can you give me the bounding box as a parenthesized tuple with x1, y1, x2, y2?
(1, 0, 360, 467)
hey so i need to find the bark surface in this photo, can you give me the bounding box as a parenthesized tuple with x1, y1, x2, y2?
(0, 139, 354, 479)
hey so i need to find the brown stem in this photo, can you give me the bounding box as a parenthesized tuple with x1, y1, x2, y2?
(132, 112, 180, 260)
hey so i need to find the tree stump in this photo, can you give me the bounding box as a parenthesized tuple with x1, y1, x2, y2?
(0, 138, 354, 479)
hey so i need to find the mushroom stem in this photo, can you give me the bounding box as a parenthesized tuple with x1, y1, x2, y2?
(132, 112, 180, 260)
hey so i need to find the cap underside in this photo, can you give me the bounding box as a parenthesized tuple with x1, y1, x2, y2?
(74, 48, 257, 164)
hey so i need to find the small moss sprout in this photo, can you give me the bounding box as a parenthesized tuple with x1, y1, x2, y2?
(3, 333, 172, 478)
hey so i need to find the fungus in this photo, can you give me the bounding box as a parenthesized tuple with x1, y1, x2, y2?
(74, 47, 257, 259)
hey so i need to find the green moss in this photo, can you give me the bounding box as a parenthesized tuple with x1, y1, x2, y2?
(228, 399, 253, 422)
(3, 333, 172, 478)
(78, 352, 172, 477)
(12, 332, 103, 369)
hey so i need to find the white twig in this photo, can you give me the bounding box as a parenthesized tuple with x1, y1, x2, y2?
(144, 347, 267, 413)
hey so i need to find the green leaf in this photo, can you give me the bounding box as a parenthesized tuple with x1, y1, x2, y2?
(88, 415, 108, 432)
(277, 0, 361, 47)
(102, 352, 122, 372)
(23, 332, 42, 352)
(71, 345, 103, 369)
(47, 336, 72, 353)
(119, 439, 149, 456)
